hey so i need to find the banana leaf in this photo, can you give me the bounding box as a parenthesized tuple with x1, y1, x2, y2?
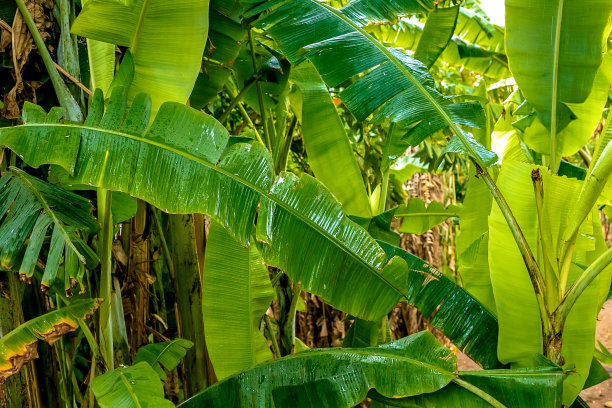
(133, 338, 194, 380)
(0, 88, 407, 322)
(377, 241, 501, 369)
(80, 0, 114, 95)
(203, 221, 274, 380)
(0, 168, 98, 288)
(255, 0, 493, 166)
(505, 0, 612, 135)
(396, 197, 460, 234)
(366, 7, 510, 79)
(0, 298, 101, 383)
(290, 61, 371, 217)
(413, 6, 459, 69)
(488, 160, 611, 404)
(71, 0, 209, 115)
(92, 362, 173, 408)
(370, 367, 564, 408)
(455, 168, 496, 312)
(190, 0, 247, 109)
(179, 331, 457, 408)
(339, 0, 433, 25)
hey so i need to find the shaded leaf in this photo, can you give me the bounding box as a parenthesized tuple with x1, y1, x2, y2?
(133, 339, 194, 380)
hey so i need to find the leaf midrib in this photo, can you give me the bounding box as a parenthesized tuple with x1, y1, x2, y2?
(15, 123, 406, 299)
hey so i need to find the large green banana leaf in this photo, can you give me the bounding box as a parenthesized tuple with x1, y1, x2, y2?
(255, 0, 492, 165)
(377, 241, 501, 369)
(455, 169, 496, 312)
(396, 197, 460, 234)
(488, 160, 611, 404)
(0, 88, 407, 322)
(203, 221, 274, 380)
(521, 65, 610, 157)
(92, 362, 173, 408)
(370, 367, 564, 408)
(0, 298, 101, 383)
(290, 62, 371, 217)
(71, 0, 209, 115)
(0, 168, 98, 287)
(505, 0, 612, 136)
(179, 331, 457, 408)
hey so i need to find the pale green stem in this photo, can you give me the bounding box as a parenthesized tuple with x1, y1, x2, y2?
(217, 75, 259, 124)
(549, 0, 564, 174)
(15, 0, 83, 122)
(557, 245, 612, 324)
(377, 167, 390, 215)
(224, 80, 265, 145)
(264, 314, 282, 359)
(283, 284, 302, 353)
(97, 189, 114, 369)
(559, 139, 612, 292)
(248, 29, 272, 150)
(452, 378, 507, 408)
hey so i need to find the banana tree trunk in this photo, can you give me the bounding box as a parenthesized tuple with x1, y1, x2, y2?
(168, 214, 215, 396)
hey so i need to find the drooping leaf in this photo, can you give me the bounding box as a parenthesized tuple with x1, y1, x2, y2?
(203, 221, 274, 380)
(255, 0, 490, 165)
(71, 0, 209, 115)
(371, 367, 564, 408)
(0, 88, 407, 322)
(290, 61, 371, 217)
(0, 168, 99, 287)
(396, 197, 460, 235)
(377, 241, 501, 369)
(414, 6, 459, 69)
(179, 331, 457, 408)
(505, 0, 612, 134)
(133, 338, 194, 380)
(92, 362, 173, 408)
(0, 298, 101, 383)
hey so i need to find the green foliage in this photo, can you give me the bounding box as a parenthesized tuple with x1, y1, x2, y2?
(180, 331, 457, 408)
(133, 339, 194, 380)
(92, 362, 173, 408)
(0, 299, 101, 383)
(0, 168, 98, 286)
(396, 197, 460, 234)
(203, 221, 274, 379)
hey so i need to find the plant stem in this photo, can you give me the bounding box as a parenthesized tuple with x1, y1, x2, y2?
(274, 115, 297, 174)
(531, 169, 558, 310)
(549, 0, 564, 174)
(217, 75, 259, 124)
(96, 188, 114, 369)
(452, 378, 507, 408)
(476, 164, 553, 340)
(14, 0, 83, 122)
(224, 80, 265, 145)
(264, 314, 282, 359)
(248, 29, 272, 150)
(282, 284, 302, 354)
(557, 245, 612, 323)
(378, 167, 390, 215)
